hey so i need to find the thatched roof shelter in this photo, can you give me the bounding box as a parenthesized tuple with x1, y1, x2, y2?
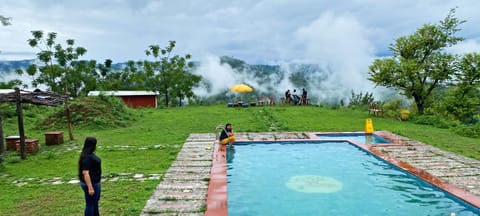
(0, 89, 66, 106)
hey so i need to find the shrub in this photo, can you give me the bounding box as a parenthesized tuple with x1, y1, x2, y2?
(348, 90, 374, 109)
(380, 100, 401, 118)
(451, 124, 480, 138)
(412, 115, 458, 129)
(6, 155, 21, 164)
(40, 96, 136, 130)
(0, 103, 17, 118)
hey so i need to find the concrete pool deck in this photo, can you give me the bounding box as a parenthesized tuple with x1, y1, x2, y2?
(140, 131, 480, 215)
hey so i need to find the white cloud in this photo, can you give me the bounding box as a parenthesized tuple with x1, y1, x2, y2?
(448, 39, 480, 54)
(293, 12, 376, 102)
(2, 0, 480, 102)
(2, 0, 479, 63)
(193, 56, 237, 97)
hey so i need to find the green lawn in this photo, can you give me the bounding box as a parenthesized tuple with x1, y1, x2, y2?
(1, 105, 479, 215)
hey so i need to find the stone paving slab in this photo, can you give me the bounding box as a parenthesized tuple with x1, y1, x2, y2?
(141, 133, 213, 216)
(175, 153, 212, 161)
(163, 172, 211, 181)
(186, 133, 216, 142)
(171, 160, 212, 167)
(166, 166, 211, 174)
(156, 180, 209, 190)
(445, 176, 480, 186)
(142, 213, 203, 216)
(180, 144, 211, 149)
(150, 188, 209, 200)
(373, 131, 480, 197)
(428, 168, 480, 177)
(142, 199, 206, 214)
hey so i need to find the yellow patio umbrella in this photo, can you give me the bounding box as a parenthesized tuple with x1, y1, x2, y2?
(230, 84, 253, 93)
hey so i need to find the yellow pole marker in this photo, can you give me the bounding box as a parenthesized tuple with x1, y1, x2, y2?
(365, 118, 374, 134)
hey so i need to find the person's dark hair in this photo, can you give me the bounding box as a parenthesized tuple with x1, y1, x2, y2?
(225, 123, 232, 132)
(78, 137, 97, 179)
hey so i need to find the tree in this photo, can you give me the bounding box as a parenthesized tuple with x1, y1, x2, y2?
(0, 79, 23, 89)
(170, 69, 201, 106)
(442, 53, 480, 122)
(18, 31, 88, 141)
(369, 9, 465, 114)
(78, 59, 114, 95)
(143, 41, 199, 107)
(455, 53, 480, 95)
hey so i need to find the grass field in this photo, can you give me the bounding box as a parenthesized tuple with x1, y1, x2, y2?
(0, 104, 479, 215)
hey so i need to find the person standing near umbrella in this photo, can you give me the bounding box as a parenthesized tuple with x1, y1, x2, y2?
(219, 123, 235, 146)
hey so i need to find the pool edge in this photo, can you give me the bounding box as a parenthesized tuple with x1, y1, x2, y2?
(205, 142, 228, 216)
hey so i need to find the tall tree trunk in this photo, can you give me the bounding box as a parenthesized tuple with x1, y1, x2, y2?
(0, 114, 5, 164)
(64, 84, 74, 141)
(416, 102, 425, 115)
(412, 93, 425, 115)
(15, 88, 27, 160)
(164, 85, 169, 107)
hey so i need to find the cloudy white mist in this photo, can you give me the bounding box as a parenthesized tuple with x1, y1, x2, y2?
(293, 12, 376, 103)
(193, 12, 379, 104)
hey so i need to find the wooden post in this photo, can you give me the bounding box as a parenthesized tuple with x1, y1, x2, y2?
(15, 88, 27, 160)
(0, 114, 4, 164)
(64, 84, 74, 141)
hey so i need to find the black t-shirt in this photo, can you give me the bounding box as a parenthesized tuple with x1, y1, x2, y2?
(219, 128, 231, 141)
(80, 154, 102, 184)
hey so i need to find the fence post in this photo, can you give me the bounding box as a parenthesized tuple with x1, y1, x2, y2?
(15, 88, 27, 160)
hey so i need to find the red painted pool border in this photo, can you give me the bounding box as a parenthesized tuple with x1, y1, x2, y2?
(205, 133, 480, 216)
(205, 142, 228, 216)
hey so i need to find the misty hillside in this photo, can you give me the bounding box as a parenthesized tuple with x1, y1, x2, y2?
(0, 57, 328, 91)
(0, 57, 360, 104)
(0, 59, 37, 73)
(0, 59, 128, 74)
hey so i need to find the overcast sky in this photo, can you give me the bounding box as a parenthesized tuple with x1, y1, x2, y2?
(1, 0, 480, 63)
(2, 0, 480, 101)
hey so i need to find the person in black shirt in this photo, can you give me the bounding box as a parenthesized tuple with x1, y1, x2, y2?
(301, 88, 308, 105)
(285, 89, 292, 104)
(78, 137, 102, 216)
(219, 123, 235, 146)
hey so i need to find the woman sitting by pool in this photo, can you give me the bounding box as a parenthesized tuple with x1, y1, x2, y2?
(219, 123, 235, 146)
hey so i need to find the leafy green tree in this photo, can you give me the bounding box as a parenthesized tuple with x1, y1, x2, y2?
(19, 30, 89, 140)
(443, 53, 480, 122)
(0, 79, 22, 89)
(170, 69, 201, 106)
(348, 90, 374, 107)
(143, 41, 199, 107)
(88, 59, 114, 93)
(369, 9, 465, 114)
(455, 53, 480, 95)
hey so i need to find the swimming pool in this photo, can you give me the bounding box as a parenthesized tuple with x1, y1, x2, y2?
(316, 133, 392, 144)
(226, 141, 479, 215)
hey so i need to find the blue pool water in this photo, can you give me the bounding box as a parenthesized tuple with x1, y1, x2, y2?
(227, 142, 479, 216)
(316, 133, 392, 144)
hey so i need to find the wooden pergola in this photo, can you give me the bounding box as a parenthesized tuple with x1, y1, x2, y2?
(0, 88, 65, 160)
